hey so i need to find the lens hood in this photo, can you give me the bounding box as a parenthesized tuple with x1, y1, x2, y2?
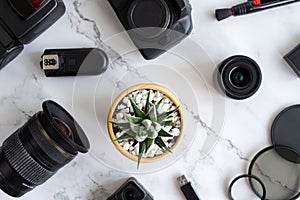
(217, 55, 262, 100)
(39, 100, 90, 154)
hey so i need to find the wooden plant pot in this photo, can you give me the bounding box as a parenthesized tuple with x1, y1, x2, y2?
(107, 83, 184, 164)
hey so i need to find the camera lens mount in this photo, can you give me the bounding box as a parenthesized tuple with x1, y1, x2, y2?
(217, 55, 262, 100)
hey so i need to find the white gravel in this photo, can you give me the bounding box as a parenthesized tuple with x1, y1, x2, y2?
(112, 88, 182, 158)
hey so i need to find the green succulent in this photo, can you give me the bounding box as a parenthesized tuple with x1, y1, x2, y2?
(111, 90, 180, 169)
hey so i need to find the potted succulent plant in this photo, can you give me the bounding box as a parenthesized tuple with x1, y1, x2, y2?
(107, 83, 183, 168)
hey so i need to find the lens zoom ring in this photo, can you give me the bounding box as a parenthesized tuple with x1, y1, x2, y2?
(3, 131, 54, 185)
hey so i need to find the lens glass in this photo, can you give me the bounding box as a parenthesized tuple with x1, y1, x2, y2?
(53, 117, 74, 140)
(124, 189, 138, 200)
(229, 67, 251, 88)
(118, 182, 145, 200)
(127, 0, 171, 40)
(129, 0, 170, 28)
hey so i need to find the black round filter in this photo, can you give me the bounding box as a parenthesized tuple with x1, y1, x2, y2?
(272, 105, 300, 163)
(228, 174, 266, 200)
(248, 146, 300, 200)
(127, 0, 171, 38)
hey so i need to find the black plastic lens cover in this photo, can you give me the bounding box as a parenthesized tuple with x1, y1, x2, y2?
(128, 0, 170, 29)
(272, 105, 300, 163)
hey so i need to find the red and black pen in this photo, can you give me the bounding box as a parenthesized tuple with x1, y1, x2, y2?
(215, 0, 300, 21)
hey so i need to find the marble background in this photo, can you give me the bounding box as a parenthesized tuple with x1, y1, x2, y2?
(1, 0, 300, 199)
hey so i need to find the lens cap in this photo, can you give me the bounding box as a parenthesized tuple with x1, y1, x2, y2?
(40, 100, 90, 154)
(128, 0, 171, 38)
(217, 55, 262, 100)
(248, 146, 300, 200)
(272, 105, 300, 163)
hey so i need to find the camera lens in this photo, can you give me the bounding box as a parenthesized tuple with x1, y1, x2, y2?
(117, 181, 145, 200)
(124, 189, 138, 200)
(127, 0, 171, 39)
(217, 55, 262, 100)
(229, 67, 251, 88)
(0, 100, 90, 197)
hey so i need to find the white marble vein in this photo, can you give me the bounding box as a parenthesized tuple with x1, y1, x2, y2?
(0, 0, 300, 199)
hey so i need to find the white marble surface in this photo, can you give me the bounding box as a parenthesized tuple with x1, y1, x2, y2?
(1, 0, 300, 199)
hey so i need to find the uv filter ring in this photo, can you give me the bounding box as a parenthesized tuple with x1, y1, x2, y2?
(228, 174, 266, 200)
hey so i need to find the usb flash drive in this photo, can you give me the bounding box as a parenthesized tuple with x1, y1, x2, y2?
(177, 175, 200, 200)
(40, 48, 109, 77)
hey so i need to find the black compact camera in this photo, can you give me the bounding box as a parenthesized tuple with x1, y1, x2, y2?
(108, 0, 193, 60)
(0, 0, 65, 70)
(107, 177, 153, 200)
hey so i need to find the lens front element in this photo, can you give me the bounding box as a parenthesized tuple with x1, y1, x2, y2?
(229, 67, 252, 88)
(53, 117, 74, 140)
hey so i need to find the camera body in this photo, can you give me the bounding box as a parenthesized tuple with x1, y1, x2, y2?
(0, 0, 66, 70)
(108, 0, 193, 60)
(107, 177, 153, 200)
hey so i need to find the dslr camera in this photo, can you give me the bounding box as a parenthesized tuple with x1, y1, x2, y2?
(0, 0, 65, 70)
(107, 177, 153, 200)
(108, 0, 193, 60)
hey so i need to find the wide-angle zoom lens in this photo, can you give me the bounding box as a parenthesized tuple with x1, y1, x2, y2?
(0, 100, 90, 197)
(216, 55, 262, 100)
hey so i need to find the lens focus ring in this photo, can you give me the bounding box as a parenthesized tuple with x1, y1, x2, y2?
(3, 131, 54, 185)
